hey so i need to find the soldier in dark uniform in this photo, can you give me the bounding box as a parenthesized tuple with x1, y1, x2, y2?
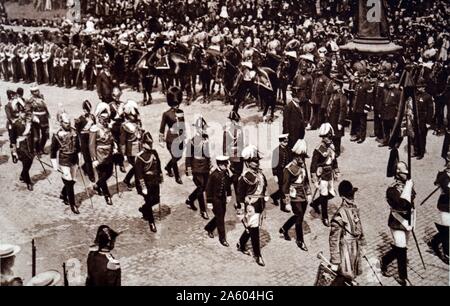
(109, 87, 126, 173)
(373, 73, 387, 143)
(75, 100, 96, 182)
(270, 133, 292, 212)
(428, 153, 450, 264)
(204, 155, 232, 246)
(350, 73, 372, 144)
(97, 65, 114, 103)
(236, 145, 267, 267)
(293, 63, 313, 129)
(311, 63, 328, 130)
(120, 100, 143, 190)
(89, 103, 116, 206)
(28, 85, 50, 155)
(279, 139, 312, 251)
(310, 123, 340, 227)
(86, 225, 121, 286)
(282, 88, 306, 148)
(159, 86, 186, 185)
(0, 244, 23, 286)
(50, 112, 81, 215)
(4, 89, 29, 163)
(135, 131, 163, 233)
(378, 75, 400, 147)
(329, 180, 366, 286)
(61, 43, 72, 88)
(10, 105, 34, 191)
(414, 78, 434, 160)
(185, 115, 211, 219)
(72, 47, 83, 89)
(223, 111, 244, 207)
(52, 46, 63, 87)
(325, 76, 348, 157)
(380, 162, 415, 286)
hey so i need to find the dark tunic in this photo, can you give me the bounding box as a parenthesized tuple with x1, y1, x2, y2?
(86, 250, 121, 287)
(50, 127, 80, 167)
(386, 181, 416, 231)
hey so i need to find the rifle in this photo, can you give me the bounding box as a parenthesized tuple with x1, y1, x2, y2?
(32, 239, 36, 277)
(62, 262, 69, 286)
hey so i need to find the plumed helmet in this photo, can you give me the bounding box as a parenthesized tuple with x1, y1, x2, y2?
(292, 139, 308, 157)
(396, 161, 409, 175)
(242, 145, 262, 161)
(123, 100, 139, 116)
(166, 86, 182, 107)
(338, 180, 358, 198)
(94, 102, 111, 118)
(318, 123, 334, 137)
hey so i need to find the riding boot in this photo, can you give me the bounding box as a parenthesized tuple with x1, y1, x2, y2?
(380, 244, 397, 276)
(67, 180, 80, 214)
(60, 179, 69, 205)
(396, 247, 408, 285)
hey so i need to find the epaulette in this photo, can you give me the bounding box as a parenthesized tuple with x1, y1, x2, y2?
(242, 170, 257, 185)
(105, 253, 121, 271)
(315, 143, 328, 156)
(89, 124, 99, 133)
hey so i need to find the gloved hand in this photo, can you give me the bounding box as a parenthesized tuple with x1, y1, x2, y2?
(142, 189, 148, 196)
(92, 160, 99, 168)
(273, 176, 278, 183)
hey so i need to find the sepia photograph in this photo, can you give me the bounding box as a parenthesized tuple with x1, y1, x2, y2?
(0, 0, 449, 295)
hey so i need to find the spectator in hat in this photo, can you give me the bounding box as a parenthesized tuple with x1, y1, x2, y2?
(0, 244, 23, 286)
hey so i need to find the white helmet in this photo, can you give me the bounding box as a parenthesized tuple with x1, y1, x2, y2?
(292, 139, 308, 156)
(318, 123, 334, 137)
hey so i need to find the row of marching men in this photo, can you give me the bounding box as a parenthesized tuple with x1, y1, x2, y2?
(4, 85, 449, 281)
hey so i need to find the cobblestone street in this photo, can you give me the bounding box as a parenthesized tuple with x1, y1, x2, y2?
(0, 81, 448, 286)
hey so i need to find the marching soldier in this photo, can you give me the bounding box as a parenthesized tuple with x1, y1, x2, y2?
(4, 89, 28, 163)
(0, 244, 23, 286)
(279, 139, 312, 251)
(50, 112, 81, 215)
(428, 153, 450, 264)
(270, 133, 292, 212)
(9, 101, 35, 191)
(120, 100, 143, 190)
(28, 85, 50, 155)
(236, 145, 267, 267)
(223, 111, 244, 207)
(414, 78, 434, 160)
(135, 131, 163, 233)
(310, 123, 340, 227)
(380, 162, 415, 286)
(159, 86, 186, 185)
(204, 156, 232, 246)
(109, 87, 126, 173)
(329, 180, 366, 286)
(89, 102, 116, 206)
(325, 76, 348, 157)
(185, 115, 211, 219)
(74, 100, 96, 182)
(86, 225, 121, 286)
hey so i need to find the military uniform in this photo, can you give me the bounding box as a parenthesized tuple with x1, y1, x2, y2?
(329, 198, 366, 285)
(159, 107, 186, 183)
(28, 93, 50, 154)
(310, 139, 339, 224)
(293, 69, 313, 125)
(10, 115, 34, 190)
(185, 133, 211, 216)
(281, 158, 311, 246)
(89, 117, 115, 204)
(325, 87, 347, 157)
(270, 140, 292, 210)
(74, 109, 96, 182)
(414, 90, 434, 159)
(86, 248, 121, 286)
(71, 48, 82, 89)
(311, 72, 329, 129)
(135, 140, 163, 231)
(380, 85, 400, 146)
(351, 80, 372, 143)
(109, 100, 125, 170)
(381, 177, 415, 285)
(50, 119, 81, 214)
(61, 46, 72, 88)
(223, 119, 244, 202)
(204, 166, 232, 243)
(120, 119, 143, 188)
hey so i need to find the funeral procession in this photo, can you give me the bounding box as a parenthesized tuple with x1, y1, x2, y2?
(0, 0, 449, 288)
